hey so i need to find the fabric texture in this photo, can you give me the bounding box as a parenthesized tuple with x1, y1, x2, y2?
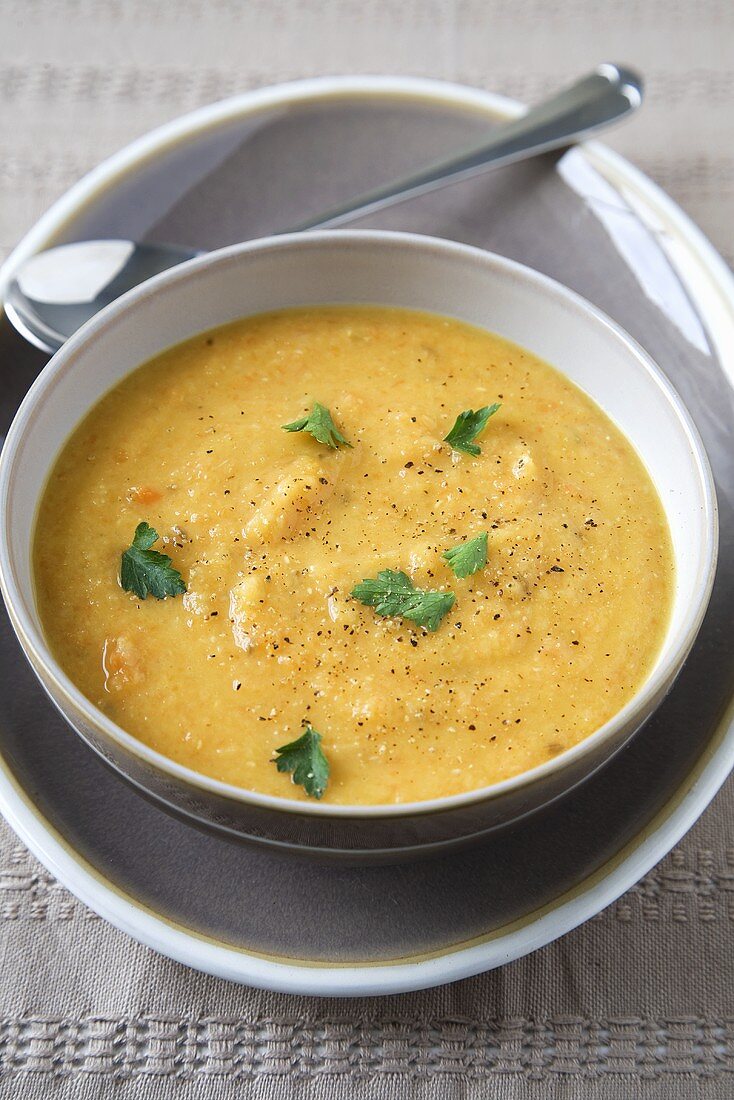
(1, 1, 733, 1097)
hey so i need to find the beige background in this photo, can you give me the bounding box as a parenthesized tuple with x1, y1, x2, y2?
(1, 1, 733, 1096)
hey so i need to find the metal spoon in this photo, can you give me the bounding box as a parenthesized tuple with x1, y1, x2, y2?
(4, 63, 642, 354)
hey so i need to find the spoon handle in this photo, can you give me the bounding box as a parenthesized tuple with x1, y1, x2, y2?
(290, 64, 643, 232)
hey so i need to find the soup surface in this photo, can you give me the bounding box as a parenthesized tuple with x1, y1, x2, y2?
(34, 306, 673, 804)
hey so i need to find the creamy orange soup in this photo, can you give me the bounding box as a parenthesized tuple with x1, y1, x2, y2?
(34, 306, 673, 804)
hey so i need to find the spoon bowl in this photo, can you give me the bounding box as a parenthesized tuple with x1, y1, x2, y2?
(4, 241, 199, 354)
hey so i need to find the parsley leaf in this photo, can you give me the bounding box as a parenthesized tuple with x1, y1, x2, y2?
(282, 402, 351, 449)
(120, 521, 187, 601)
(273, 723, 330, 799)
(444, 403, 501, 456)
(442, 532, 488, 578)
(351, 569, 455, 632)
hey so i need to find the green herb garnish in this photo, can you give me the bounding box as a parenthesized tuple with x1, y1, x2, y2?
(444, 403, 501, 456)
(442, 532, 488, 578)
(351, 569, 455, 632)
(273, 722, 330, 799)
(120, 521, 186, 601)
(282, 402, 351, 449)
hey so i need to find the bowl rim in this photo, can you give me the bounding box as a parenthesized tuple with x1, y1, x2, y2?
(0, 228, 719, 819)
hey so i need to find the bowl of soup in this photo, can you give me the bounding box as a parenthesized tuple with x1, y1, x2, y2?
(0, 231, 717, 859)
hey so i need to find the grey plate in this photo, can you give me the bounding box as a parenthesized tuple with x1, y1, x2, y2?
(0, 82, 732, 981)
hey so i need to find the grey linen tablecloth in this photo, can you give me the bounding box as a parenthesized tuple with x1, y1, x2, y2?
(1, 2, 733, 1097)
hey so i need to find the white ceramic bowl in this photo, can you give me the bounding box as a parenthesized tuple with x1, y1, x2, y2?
(0, 231, 718, 860)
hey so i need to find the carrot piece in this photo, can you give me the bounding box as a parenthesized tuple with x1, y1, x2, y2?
(129, 486, 162, 504)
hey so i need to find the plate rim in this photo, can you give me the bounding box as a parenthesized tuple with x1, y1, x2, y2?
(1, 73, 733, 996)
